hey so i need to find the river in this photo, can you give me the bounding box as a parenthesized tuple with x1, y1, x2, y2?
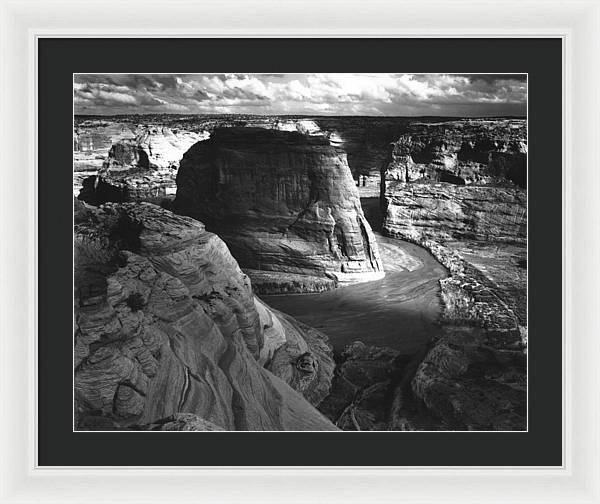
(263, 232, 448, 354)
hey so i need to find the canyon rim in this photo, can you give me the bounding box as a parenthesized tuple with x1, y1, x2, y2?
(73, 73, 527, 432)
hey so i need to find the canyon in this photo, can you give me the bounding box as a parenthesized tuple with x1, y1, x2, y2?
(74, 115, 468, 198)
(74, 115, 527, 431)
(380, 120, 527, 430)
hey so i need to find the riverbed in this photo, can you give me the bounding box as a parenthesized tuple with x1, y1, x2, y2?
(263, 233, 448, 354)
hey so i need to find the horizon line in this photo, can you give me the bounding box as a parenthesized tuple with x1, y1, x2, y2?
(74, 113, 527, 119)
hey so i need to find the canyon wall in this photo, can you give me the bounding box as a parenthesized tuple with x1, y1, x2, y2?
(76, 125, 207, 202)
(74, 201, 336, 431)
(74, 116, 417, 197)
(315, 117, 412, 193)
(75, 116, 527, 199)
(381, 119, 527, 189)
(381, 120, 527, 249)
(383, 183, 527, 245)
(380, 120, 527, 430)
(173, 128, 384, 293)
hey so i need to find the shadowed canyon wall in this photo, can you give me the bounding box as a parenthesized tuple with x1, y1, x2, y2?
(173, 128, 384, 293)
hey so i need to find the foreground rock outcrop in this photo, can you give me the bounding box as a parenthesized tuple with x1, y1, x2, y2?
(173, 128, 384, 293)
(373, 228, 527, 429)
(319, 341, 440, 431)
(409, 240, 527, 430)
(74, 201, 336, 430)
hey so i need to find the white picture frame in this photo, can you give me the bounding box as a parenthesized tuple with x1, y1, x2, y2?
(1, 0, 598, 502)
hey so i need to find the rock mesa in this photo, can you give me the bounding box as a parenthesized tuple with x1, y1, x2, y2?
(173, 128, 384, 293)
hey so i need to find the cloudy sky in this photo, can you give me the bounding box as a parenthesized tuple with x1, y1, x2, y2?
(74, 73, 526, 117)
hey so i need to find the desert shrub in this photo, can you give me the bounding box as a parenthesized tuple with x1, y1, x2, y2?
(126, 292, 145, 311)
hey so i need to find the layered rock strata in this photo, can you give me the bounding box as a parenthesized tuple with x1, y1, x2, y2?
(379, 119, 528, 430)
(383, 183, 527, 245)
(382, 119, 527, 190)
(315, 117, 412, 194)
(75, 116, 527, 198)
(74, 202, 336, 431)
(173, 128, 384, 293)
(382, 188, 527, 429)
(77, 127, 207, 204)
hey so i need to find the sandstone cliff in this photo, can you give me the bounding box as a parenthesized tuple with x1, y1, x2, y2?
(77, 126, 207, 204)
(75, 116, 527, 199)
(74, 202, 336, 431)
(315, 117, 413, 194)
(378, 119, 527, 430)
(383, 183, 527, 245)
(381, 119, 526, 190)
(173, 128, 384, 293)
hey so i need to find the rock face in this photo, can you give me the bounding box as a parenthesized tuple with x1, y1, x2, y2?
(74, 120, 137, 171)
(318, 341, 440, 431)
(173, 128, 384, 293)
(76, 126, 207, 204)
(381, 119, 527, 189)
(409, 240, 527, 430)
(383, 183, 527, 245)
(74, 116, 527, 199)
(78, 171, 177, 206)
(74, 202, 336, 431)
(381, 120, 527, 248)
(379, 119, 527, 430)
(315, 117, 413, 194)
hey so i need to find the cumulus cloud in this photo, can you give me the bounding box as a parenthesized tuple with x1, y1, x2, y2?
(74, 73, 526, 116)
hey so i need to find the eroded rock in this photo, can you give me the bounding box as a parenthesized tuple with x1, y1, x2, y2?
(74, 202, 336, 431)
(378, 119, 527, 430)
(382, 119, 527, 189)
(319, 341, 441, 431)
(383, 184, 527, 245)
(77, 127, 207, 205)
(173, 128, 384, 292)
(393, 239, 526, 430)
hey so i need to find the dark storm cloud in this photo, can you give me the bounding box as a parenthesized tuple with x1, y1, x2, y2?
(74, 73, 527, 116)
(192, 89, 211, 101)
(467, 74, 527, 84)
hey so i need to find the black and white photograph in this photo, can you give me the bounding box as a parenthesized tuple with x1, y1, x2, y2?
(73, 73, 528, 432)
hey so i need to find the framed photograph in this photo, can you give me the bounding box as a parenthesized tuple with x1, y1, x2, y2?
(1, 0, 599, 502)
